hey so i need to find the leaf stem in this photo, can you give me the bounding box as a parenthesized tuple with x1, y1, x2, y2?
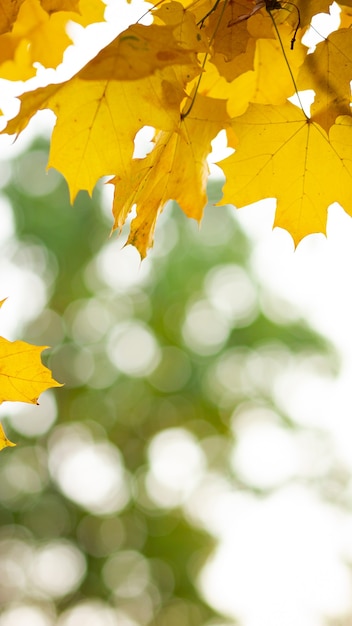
(181, 0, 228, 120)
(197, 0, 222, 27)
(267, 8, 309, 119)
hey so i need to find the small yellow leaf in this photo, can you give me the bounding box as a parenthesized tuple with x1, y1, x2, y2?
(74, 0, 106, 26)
(0, 422, 16, 451)
(0, 338, 62, 405)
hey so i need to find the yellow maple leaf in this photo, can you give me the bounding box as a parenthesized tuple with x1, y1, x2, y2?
(0, 0, 105, 79)
(218, 103, 352, 246)
(0, 337, 61, 404)
(250, 27, 305, 104)
(206, 0, 251, 63)
(298, 29, 352, 132)
(111, 93, 229, 258)
(0, 299, 61, 451)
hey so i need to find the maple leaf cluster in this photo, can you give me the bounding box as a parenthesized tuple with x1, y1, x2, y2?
(1, 0, 352, 256)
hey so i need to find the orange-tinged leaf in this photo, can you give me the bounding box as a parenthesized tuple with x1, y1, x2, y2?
(0, 0, 24, 35)
(293, 0, 333, 28)
(40, 0, 80, 12)
(246, 7, 279, 39)
(199, 2, 275, 83)
(206, 0, 251, 63)
(0, 423, 16, 450)
(298, 29, 352, 132)
(80, 22, 199, 81)
(218, 103, 352, 246)
(111, 94, 229, 258)
(339, 4, 352, 28)
(0, 338, 62, 405)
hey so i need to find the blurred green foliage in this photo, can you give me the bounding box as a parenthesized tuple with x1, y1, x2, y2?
(0, 139, 336, 626)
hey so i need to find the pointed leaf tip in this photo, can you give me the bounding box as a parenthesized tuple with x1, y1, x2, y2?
(0, 423, 16, 450)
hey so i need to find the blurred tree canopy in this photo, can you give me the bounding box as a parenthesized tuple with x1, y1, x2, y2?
(0, 139, 337, 626)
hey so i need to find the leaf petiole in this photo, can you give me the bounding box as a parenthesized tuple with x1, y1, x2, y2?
(197, 0, 222, 27)
(267, 6, 308, 118)
(182, 0, 228, 120)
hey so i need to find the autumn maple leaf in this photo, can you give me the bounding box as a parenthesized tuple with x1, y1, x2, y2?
(219, 103, 352, 246)
(298, 29, 352, 132)
(111, 93, 229, 258)
(0, 300, 61, 450)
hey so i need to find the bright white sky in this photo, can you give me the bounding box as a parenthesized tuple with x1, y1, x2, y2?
(1, 2, 352, 626)
(201, 200, 352, 626)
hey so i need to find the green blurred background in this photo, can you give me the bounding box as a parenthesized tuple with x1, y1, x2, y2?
(0, 137, 339, 626)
